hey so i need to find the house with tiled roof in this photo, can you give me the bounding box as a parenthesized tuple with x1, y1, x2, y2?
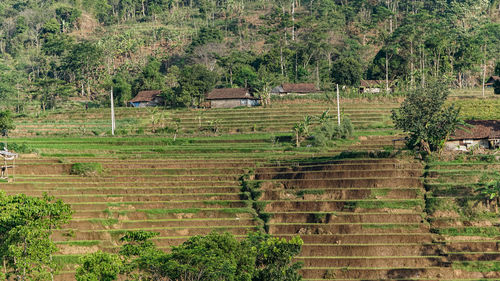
(129, 90, 164, 107)
(445, 120, 500, 151)
(206, 88, 260, 108)
(359, 80, 395, 93)
(486, 76, 500, 87)
(270, 83, 320, 95)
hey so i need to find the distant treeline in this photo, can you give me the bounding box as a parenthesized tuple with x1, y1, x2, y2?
(0, 0, 499, 110)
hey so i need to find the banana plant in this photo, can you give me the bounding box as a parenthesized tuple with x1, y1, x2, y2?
(476, 181, 500, 213)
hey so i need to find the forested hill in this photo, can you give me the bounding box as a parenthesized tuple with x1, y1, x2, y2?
(0, 0, 499, 110)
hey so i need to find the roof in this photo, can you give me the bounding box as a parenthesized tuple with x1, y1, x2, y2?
(360, 80, 394, 88)
(486, 76, 500, 85)
(281, 83, 319, 93)
(129, 90, 162, 103)
(450, 120, 500, 140)
(206, 88, 258, 100)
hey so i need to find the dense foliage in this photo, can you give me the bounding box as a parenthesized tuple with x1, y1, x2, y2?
(0, 191, 73, 280)
(0, 110, 15, 136)
(70, 162, 103, 176)
(0, 0, 499, 111)
(77, 231, 303, 281)
(391, 80, 461, 153)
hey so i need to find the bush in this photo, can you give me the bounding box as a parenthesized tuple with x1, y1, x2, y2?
(0, 142, 38, 154)
(70, 163, 103, 176)
(311, 117, 354, 147)
(0, 110, 15, 136)
(76, 251, 122, 281)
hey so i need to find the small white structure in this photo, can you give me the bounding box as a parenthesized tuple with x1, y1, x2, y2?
(206, 88, 260, 109)
(445, 120, 500, 151)
(359, 80, 394, 93)
(0, 148, 18, 180)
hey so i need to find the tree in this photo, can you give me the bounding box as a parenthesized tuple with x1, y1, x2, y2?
(86, 231, 303, 281)
(62, 41, 103, 98)
(75, 251, 122, 281)
(391, 80, 461, 153)
(119, 231, 160, 280)
(249, 232, 303, 281)
(176, 64, 217, 107)
(133, 57, 166, 94)
(31, 77, 73, 111)
(0, 110, 15, 137)
(0, 192, 73, 280)
(233, 64, 258, 89)
(55, 6, 81, 32)
(162, 232, 256, 281)
(112, 73, 132, 107)
(331, 56, 363, 87)
(0, 61, 24, 111)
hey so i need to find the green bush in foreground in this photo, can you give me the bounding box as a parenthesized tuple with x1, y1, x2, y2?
(70, 163, 103, 176)
(76, 251, 122, 281)
(77, 231, 303, 281)
(0, 192, 73, 280)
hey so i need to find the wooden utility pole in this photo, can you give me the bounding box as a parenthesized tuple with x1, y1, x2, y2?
(110, 89, 116, 135)
(336, 84, 340, 125)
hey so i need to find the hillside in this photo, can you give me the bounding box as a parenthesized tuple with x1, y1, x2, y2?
(0, 96, 498, 279)
(0, 0, 499, 111)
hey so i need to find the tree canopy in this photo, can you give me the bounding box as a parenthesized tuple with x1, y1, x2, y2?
(0, 191, 73, 280)
(0, 0, 498, 110)
(76, 231, 303, 281)
(391, 80, 461, 153)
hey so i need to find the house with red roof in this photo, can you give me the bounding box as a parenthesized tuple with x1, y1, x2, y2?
(129, 90, 164, 107)
(445, 120, 500, 151)
(206, 88, 260, 108)
(270, 83, 320, 95)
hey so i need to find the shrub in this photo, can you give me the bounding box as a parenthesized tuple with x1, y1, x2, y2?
(76, 251, 122, 281)
(0, 110, 15, 136)
(70, 163, 103, 176)
(311, 117, 353, 147)
(0, 142, 38, 154)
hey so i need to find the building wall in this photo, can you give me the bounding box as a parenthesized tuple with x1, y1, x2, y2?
(362, 88, 382, 94)
(211, 99, 260, 108)
(131, 101, 161, 108)
(445, 139, 490, 151)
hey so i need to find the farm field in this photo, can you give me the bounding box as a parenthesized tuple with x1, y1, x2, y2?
(3, 98, 500, 280)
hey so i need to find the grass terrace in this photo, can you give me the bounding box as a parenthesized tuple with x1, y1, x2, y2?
(2, 97, 500, 280)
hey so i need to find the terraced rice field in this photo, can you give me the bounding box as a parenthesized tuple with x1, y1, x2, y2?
(12, 102, 397, 137)
(425, 157, 500, 279)
(2, 99, 499, 280)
